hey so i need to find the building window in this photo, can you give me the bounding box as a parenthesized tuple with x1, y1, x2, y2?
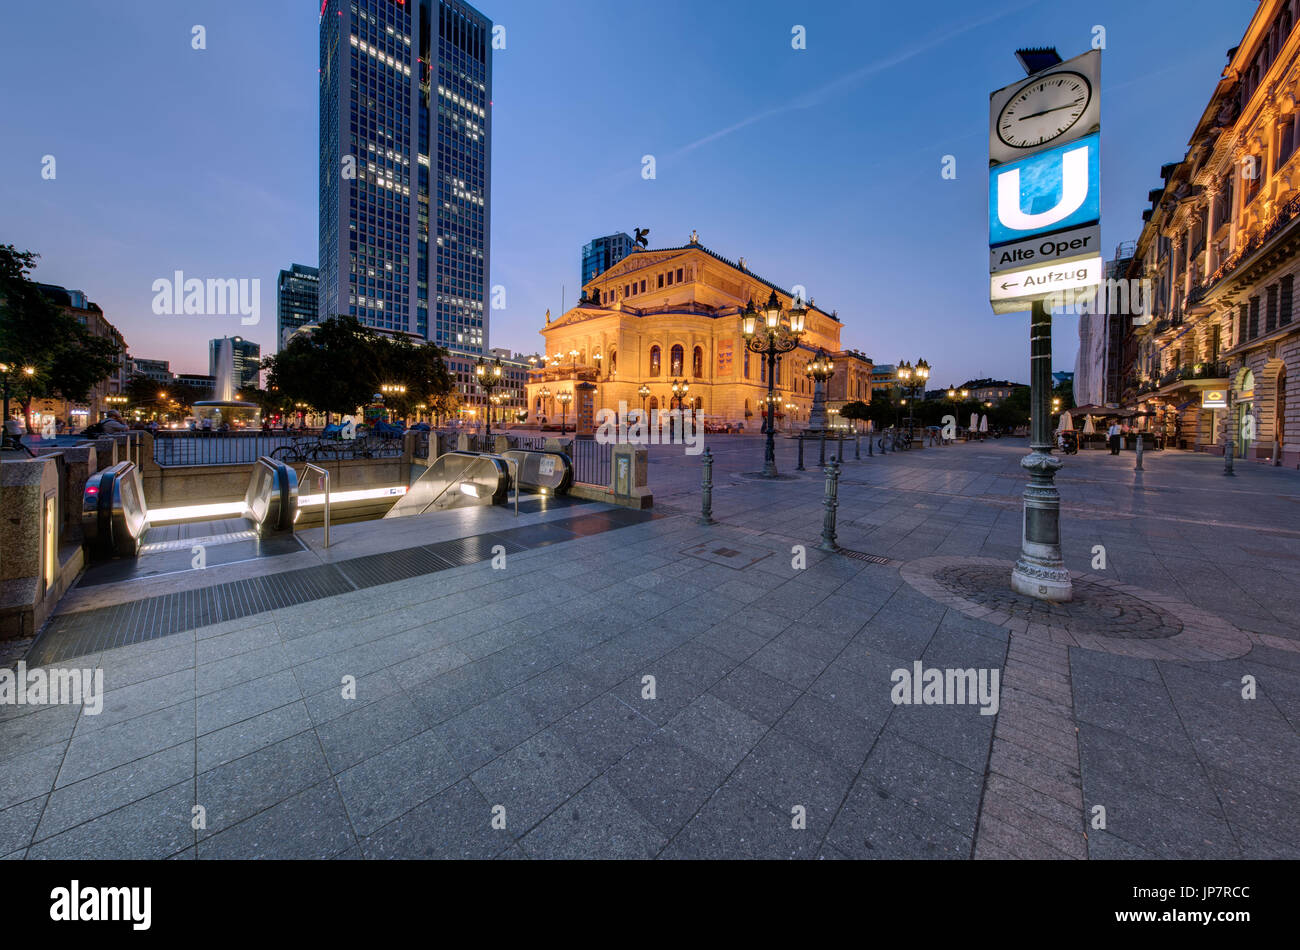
(1282, 275, 1294, 326)
(670, 344, 684, 376)
(676, 268, 683, 282)
(1249, 296, 1260, 339)
(649, 345, 661, 376)
(1267, 283, 1279, 333)
(692, 346, 704, 377)
(1238, 304, 1248, 345)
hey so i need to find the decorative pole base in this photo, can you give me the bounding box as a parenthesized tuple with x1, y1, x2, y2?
(1010, 450, 1072, 602)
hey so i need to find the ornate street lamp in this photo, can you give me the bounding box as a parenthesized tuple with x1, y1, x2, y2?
(637, 383, 651, 420)
(556, 390, 572, 435)
(805, 348, 835, 432)
(743, 291, 806, 477)
(896, 358, 929, 440)
(569, 348, 580, 374)
(670, 378, 690, 411)
(475, 356, 503, 437)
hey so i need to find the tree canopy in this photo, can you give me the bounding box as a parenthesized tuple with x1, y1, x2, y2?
(262, 315, 453, 420)
(0, 245, 123, 426)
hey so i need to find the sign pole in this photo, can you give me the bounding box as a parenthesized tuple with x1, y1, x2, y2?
(1010, 297, 1072, 602)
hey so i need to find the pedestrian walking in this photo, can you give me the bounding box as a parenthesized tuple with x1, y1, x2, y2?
(1107, 421, 1122, 455)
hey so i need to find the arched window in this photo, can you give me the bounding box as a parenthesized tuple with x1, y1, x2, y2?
(693, 396, 703, 412)
(743, 352, 750, 379)
(648, 396, 659, 411)
(609, 349, 617, 373)
(670, 344, 684, 376)
(692, 346, 704, 377)
(650, 345, 661, 376)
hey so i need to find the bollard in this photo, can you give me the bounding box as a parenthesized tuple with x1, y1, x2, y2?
(818, 428, 827, 467)
(699, 447, 717, 525)
(818, 457, 840, 553)
(797, 432, 805, 471)
(1224, 437, 1235, 476)
(855, 430, 861, 461)
(1274, 439, 1282, 467)
(1135, 432, 1143, 471)
(868, 431, 873, 457)
(837, 428, 845, 463)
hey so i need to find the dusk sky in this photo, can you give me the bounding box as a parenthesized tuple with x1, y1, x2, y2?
(0, 1, 1253, 383)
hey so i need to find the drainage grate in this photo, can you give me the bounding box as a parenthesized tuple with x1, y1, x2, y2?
(836, 548, 893, 565)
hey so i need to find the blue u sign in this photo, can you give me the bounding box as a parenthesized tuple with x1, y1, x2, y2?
(989, 133, 1099, 246)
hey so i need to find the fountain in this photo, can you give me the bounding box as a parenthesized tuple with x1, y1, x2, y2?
(193, 337, 262, 428)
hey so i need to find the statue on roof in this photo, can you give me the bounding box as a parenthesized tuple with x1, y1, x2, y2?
(545, 308, 551, 324)
(738, 257, 746, 270)
(689, 229, 699, 244)
(633, 227, 650, 249)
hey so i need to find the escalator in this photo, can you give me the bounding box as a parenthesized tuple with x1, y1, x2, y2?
(81, 455, 300, 562)
(384, 448, 573, 520)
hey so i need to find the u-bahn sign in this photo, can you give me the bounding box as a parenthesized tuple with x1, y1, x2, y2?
(989, 49, 1101, 313)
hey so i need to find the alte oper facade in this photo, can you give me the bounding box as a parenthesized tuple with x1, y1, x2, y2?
(525, 238, 873, 433)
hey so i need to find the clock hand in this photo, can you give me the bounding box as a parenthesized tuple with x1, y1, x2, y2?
(1018, 103, 1084, 121)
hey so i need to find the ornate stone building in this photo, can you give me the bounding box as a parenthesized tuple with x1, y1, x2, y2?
(1126, 0, 1299, 464)
(525, 237, 873, 432)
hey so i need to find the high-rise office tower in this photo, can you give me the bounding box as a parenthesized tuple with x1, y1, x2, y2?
(319, 0, 492, 353)
(581, 233, 634, 285)
(277, 264, 319, 348)
(209, 336, 262, 392)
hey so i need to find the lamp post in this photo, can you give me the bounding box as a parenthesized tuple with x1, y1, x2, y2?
(1010, 299, 1072, 603)
(539, 385, 551, 428)
(805, 349, 834, 431)
(475, 356, 503, 437)
(569, 348, 580, 375)
(637, 383, 650, 422)
(557, 390, 572, 435)
(896, 358, 929, 441)
(742, 291, 806, 477)
(380, 383, 407, 423)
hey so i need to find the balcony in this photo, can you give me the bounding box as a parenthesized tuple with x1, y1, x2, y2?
(1205, 190, 1300, 291)
(1152, 362, 1230, 395)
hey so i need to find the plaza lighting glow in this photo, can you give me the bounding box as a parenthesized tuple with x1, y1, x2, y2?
(299, 485, 407, 506)
(148, 501, 245, 524)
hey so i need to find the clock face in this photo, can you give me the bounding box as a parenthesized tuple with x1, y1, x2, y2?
(996, 71, 1093, 150)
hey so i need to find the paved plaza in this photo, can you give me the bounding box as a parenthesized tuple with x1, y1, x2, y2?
(2, 435, 1298, 859)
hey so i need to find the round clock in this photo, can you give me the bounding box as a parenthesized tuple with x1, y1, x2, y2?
(996, 70, 1093, 150)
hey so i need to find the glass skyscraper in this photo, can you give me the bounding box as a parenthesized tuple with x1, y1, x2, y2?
(277, 263, 319, 348)
(582, 233, 634, 285)
(319, 0, 492, 352)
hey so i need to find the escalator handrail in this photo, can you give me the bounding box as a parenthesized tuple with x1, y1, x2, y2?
(413, 453, 488, 516)
(245, 456, 299, 534)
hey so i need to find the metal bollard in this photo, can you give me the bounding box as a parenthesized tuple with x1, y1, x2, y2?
(855, 430, 861, 460)
(868, 431, 873, 456)
(1134, 432, 1143, 471)
(1224, 437, 1235, 476)
(837, 428, 845, 462)
(699, 447, 717, 525)
(818, 428, 827, 467)
(818, 457, 840, 553)
(797, 432, 805, 471)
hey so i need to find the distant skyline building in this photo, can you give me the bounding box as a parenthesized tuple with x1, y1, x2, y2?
(318, 0, 493, 353)
(581, 233, 634, 285)
(208, 336, 261, 392)
(277, 264, 319, 349)
(129, 358, 174, 386)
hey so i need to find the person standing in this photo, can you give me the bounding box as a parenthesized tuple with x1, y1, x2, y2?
(1107, 421, 1122, 455)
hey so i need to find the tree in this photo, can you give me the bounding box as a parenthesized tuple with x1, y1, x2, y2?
(263, 315, 383, 421)
(372, 335, 453, 421)
(262, 315, 454, 424)
(0, 245, 122, 430)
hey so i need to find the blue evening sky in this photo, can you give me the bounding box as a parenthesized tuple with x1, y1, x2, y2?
(0, 1, 1252, 383)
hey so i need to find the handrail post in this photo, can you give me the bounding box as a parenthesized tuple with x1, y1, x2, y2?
(301, 463, 330, 548)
